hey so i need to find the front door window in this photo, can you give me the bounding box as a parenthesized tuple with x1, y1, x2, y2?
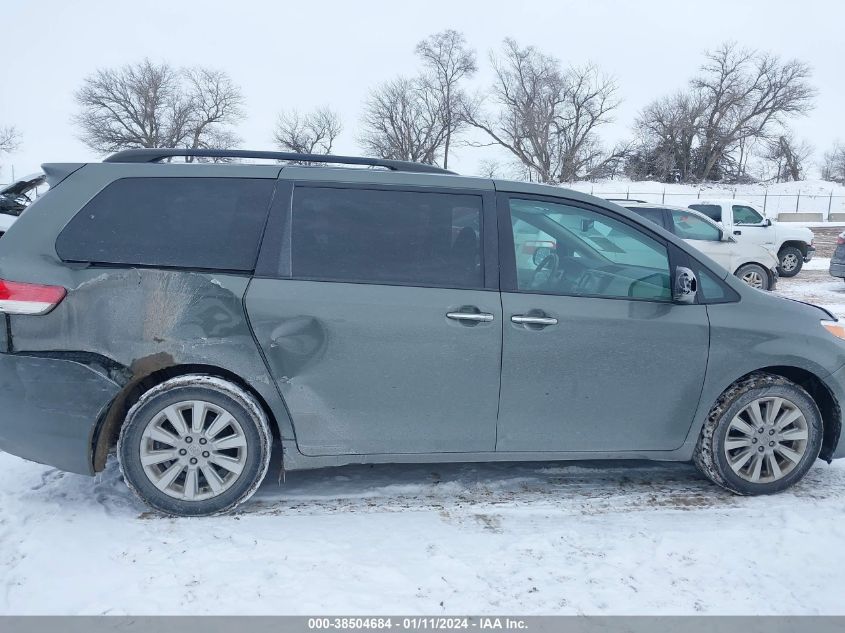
(733, 205, 764, 225)
(509, 198, 671, 301)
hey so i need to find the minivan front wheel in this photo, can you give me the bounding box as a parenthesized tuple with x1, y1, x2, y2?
(118, 375, 272, 516)
(694, 373, 822, 495)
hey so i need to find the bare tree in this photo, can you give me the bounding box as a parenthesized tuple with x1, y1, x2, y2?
(822, 143, 845, 184)
(762, 133, 812, 182)
(629, 92, 705, 181)
(0, 126, 20, 155)
(415, 30, 477, 169)
(631, 42, 815, 183)
(359, 76, 447, 164)
(693, 42, 815, 181)
(182, 67, 244, 151)
(475, 159, 502, 178)
(274, 107, 342, 155)
(74, 59, 244, 154)
(466, 39, 623, 183)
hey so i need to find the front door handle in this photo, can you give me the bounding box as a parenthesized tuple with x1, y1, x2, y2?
(446, 311, 494, 322)
(511, 315, 558, 326)
(734, 230, 742, 235)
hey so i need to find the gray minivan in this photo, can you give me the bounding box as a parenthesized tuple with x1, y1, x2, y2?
(1, 149, 843, 516)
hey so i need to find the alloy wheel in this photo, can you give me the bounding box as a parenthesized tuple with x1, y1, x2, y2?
(741, 270, 764, 289)
(138, 399, 249, 501)
(723, 396, 809, 484)
(780, 253, 799, 272)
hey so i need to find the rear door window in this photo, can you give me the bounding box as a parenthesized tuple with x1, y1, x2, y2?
(689, 204, 722, 222)
(56, 178, 275, 270)
(290, 186, 483, 288)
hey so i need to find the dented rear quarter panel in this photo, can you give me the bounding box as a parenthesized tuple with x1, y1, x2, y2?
(0, 163, 296, 473)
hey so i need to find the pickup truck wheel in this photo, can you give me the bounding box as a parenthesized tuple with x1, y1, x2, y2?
(735, 264, 770, 290)
(777, 246, 803, 277)
(118, 375, 273, 517)
(693, 373, 822, 495)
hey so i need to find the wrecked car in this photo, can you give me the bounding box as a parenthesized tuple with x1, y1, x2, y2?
(0, 148, 842, 516)
(0, 173, 46, 237)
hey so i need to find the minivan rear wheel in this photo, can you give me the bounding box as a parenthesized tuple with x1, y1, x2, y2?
(693, 373, 822, 495)
(118, 375, 272, 516)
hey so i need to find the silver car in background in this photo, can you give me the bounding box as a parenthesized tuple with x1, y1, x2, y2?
(614, 200, 780, 291)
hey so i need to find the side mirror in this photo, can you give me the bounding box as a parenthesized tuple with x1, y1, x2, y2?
(673, 266, 698, 304)
(764, 218, 772, 227)
(719, 230, 735, 243)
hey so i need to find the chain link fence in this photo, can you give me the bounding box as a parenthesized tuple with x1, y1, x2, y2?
(565, 185, 845, 221)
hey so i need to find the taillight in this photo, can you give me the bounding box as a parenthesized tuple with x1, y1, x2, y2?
(0, 279, 67, 315)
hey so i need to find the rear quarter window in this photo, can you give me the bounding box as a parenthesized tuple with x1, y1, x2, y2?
(56, 178, 275, 271)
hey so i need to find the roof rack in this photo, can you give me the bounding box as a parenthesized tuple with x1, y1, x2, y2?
(103, 148, 456, 175)
(604, 197, 650, 204)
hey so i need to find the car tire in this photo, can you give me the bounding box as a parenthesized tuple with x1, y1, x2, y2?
(693, 373, 822, 495)
(734, 263, 771, 290)
(778, 246, 804, 277)
(118, 374, 273, 516)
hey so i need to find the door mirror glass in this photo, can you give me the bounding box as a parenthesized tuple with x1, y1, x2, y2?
(673, 266, 698, 304)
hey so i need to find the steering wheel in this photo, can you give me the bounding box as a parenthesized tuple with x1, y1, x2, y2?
(529, 252, 559, 288)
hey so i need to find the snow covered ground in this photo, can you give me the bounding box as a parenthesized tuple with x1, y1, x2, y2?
(777, 258, 845, 317)
(2, 269, 845, 616)
(2, 452, 844, 615)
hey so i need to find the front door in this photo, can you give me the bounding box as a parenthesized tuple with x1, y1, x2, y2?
(730, 204, 776, 248)
(496, 194, 710, 453)
(246, 182, 502, 456)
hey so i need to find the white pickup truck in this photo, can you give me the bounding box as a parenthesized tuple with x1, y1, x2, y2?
(688, 199, 815, 277)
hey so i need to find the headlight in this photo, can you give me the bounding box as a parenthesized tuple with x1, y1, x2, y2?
(821, 319, 845, 340)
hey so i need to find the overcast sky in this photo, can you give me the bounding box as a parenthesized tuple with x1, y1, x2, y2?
(1, 0, 842, 180)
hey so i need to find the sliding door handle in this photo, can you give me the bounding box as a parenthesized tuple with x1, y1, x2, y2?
(447, 311, 494, 322)
(511, 315, 558, 326)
